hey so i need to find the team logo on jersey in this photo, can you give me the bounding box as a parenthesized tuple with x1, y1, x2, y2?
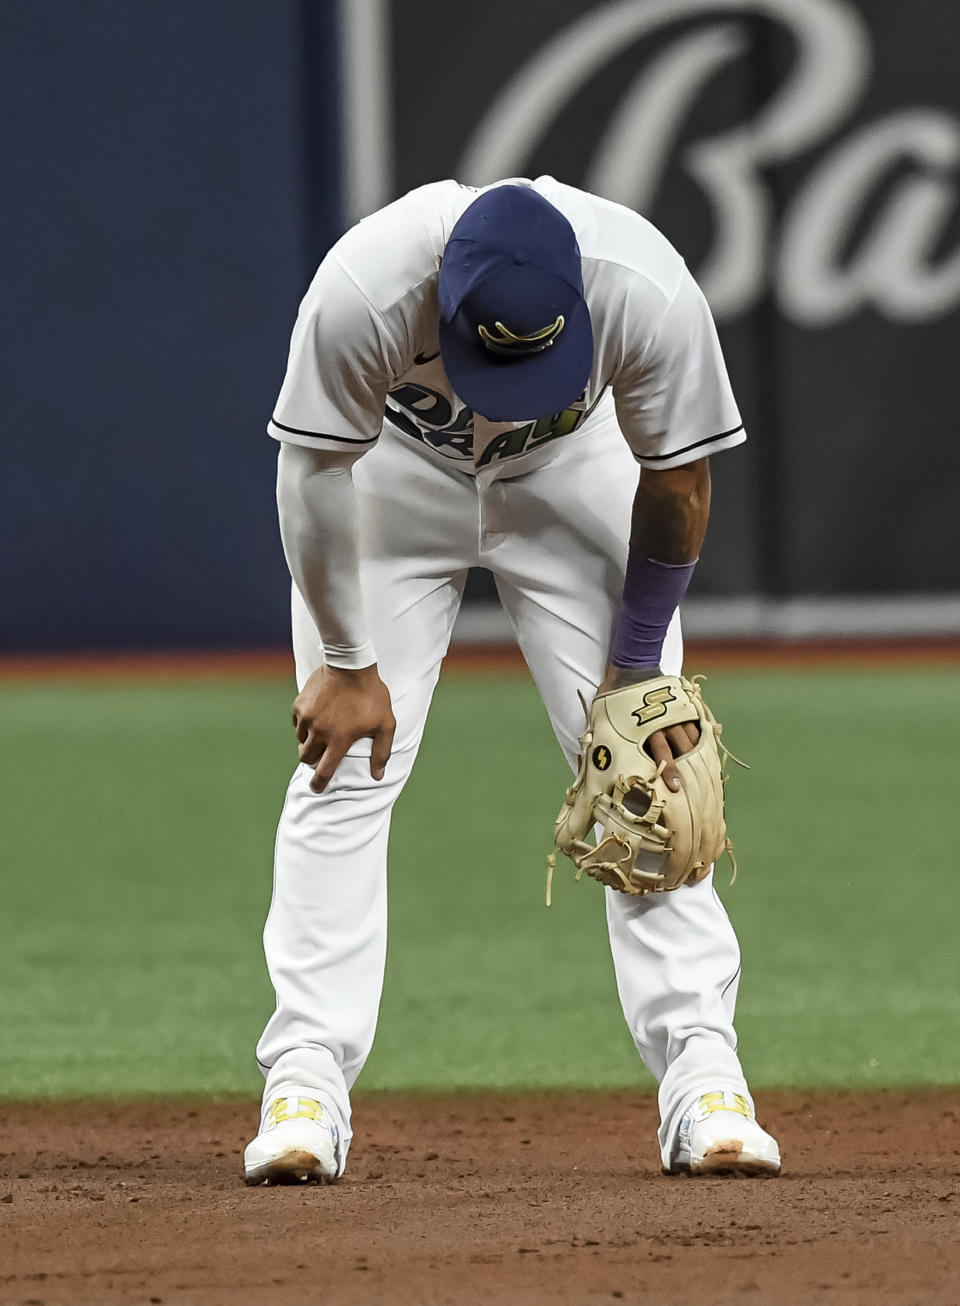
(386, 383, 604, 466)
(591, 745, 612, 771)
(477, 315, 564, 356)
(631, 685, 677, 727)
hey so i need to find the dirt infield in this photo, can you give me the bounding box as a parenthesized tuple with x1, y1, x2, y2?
(1, 1091, 958, 1305)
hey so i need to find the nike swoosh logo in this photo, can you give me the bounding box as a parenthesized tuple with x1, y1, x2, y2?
(414, 350, 440, 365)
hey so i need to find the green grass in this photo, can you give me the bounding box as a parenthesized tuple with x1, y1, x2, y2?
(0, 665, 957, 1100)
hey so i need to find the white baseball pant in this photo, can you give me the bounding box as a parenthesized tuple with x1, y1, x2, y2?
(255, 410, 753, 1172)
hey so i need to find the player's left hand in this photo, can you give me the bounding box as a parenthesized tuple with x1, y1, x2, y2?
(597, 665, 699, 791)
(645, 719, 700, 791)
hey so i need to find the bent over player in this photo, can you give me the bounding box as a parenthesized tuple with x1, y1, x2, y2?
(244, 180, 781, 1183)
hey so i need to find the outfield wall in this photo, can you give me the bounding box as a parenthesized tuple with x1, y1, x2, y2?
(1, 1, 340, 651)
(2, 0, 958, 651)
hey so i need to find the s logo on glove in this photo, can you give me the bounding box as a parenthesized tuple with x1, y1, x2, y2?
(630, 683, 677, 726)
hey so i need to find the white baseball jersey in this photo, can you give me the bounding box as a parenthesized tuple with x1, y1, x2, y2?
(268, 177, 745, 476)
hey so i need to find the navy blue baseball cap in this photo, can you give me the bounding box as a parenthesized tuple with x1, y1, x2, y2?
(438, 185, 594, 421)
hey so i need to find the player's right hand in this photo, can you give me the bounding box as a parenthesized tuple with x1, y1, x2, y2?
(292, 664, 396, 793)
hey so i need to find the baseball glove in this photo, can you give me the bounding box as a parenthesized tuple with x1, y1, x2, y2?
(548, 674, 739, 902)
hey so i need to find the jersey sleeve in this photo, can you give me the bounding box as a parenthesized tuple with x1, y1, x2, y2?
(267, 254, 399, 452)
(612, 269, 745, 469)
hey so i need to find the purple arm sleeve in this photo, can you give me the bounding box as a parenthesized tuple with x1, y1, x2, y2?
(608, 554, 697, 670)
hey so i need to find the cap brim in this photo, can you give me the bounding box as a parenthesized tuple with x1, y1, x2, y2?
(438, 296, 593, 422)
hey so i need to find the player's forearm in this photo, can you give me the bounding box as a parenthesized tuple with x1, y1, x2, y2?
(630, 458, 711, 564)
(276, 443, 376, 670)
(603, 459, 711, 684)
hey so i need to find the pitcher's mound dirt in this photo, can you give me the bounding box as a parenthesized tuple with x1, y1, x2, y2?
(1, 1090, 958, 1305)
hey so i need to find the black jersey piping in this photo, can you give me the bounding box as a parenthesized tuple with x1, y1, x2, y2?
(637, 424, 744, 462)
(270, 417, 378, 444)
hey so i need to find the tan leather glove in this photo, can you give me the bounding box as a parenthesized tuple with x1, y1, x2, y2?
(550, 674, 738, 900)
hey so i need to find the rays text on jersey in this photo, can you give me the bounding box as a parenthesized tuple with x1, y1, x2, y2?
(386, 383, 604, 466)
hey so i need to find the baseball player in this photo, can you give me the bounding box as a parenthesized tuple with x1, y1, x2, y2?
(243, 178, 781, 1184)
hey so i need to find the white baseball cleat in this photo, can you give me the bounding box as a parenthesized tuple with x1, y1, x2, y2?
(667, 1090, 781, 1177)
(243, 1091, 340, 1185)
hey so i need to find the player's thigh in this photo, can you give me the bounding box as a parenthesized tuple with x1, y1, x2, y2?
(491, 417, 681, 757)
(294, 430, 478, 752)
(354, 429, 479, 581)
(494, 410, 635, 595)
